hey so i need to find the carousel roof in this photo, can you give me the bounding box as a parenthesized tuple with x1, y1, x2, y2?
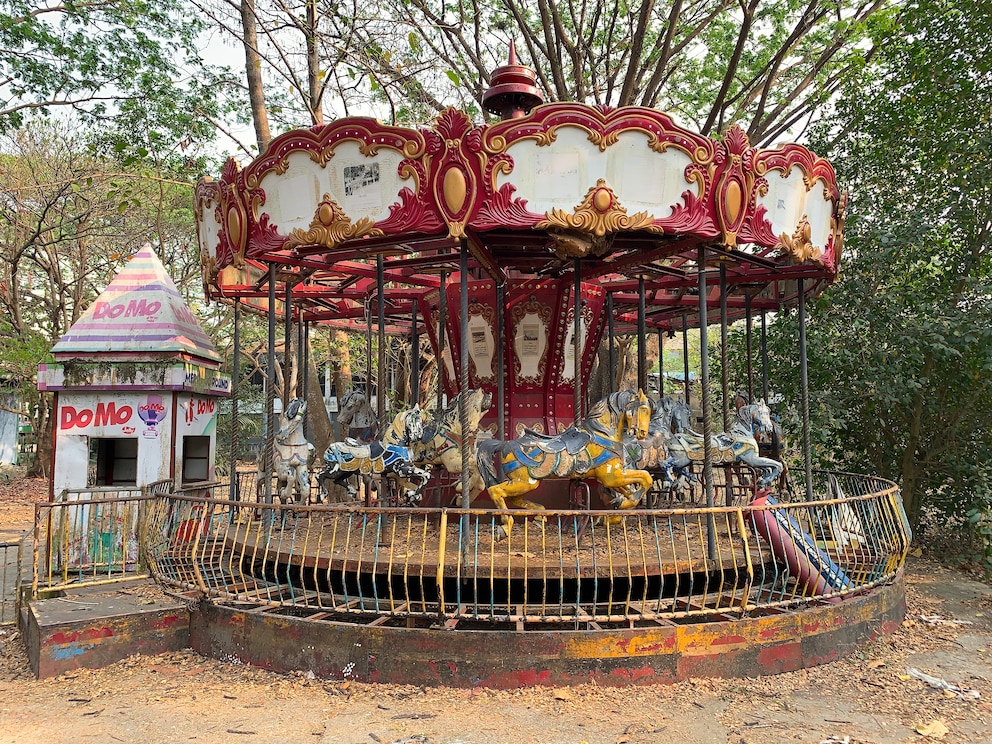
(195, 87, 843, 336)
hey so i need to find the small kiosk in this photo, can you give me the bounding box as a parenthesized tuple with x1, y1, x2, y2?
(38, 244, 231, 498)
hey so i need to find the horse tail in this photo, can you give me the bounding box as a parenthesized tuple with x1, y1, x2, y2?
(476, 438, 503, 488)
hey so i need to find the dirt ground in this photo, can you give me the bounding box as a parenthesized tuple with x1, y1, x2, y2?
(2, 476, 991, 744)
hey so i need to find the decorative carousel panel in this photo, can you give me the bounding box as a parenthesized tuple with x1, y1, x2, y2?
(508, 287, 555, 389)
(231, 119, 438, 253)
(476, 105, 717, 241)
(194, 180, 223, 289)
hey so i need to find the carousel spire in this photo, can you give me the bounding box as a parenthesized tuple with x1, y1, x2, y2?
(482, 41, 544, 120)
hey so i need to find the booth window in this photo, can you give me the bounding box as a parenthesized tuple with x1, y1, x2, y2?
(88, 438, 138, 486)
(182, 436, 210, 483)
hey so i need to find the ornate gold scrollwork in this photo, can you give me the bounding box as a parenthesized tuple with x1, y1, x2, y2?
(778, 215, 821, 263)
(536, 179, 661, 258)
(284, 194, 384, 250)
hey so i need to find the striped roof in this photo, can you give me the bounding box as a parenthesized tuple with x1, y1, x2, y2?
(52, 244, 221, 364)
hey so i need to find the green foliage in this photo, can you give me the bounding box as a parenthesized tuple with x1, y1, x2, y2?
(722, 0, 992, 543)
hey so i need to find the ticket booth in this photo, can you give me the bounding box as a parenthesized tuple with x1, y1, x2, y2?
(38, 244, 231, 498)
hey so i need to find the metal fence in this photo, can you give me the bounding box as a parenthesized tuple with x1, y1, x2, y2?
(141, 472, 911, 626)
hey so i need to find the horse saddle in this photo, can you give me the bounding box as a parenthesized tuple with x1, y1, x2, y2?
(329, 441, 385, 461)
(520, 427, 591, 455)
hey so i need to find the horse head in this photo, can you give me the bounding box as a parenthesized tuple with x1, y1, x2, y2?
(402, 404, 425, 444)
(284, 398, 305, 420)
(669, 397, 692, 434)
(447, 388, 492, 436)
(749, 400, 774, 436)
(336, 389, 367, 426)
(629, 389, 652, 439)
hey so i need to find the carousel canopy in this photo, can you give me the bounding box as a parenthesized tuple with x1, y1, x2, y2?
(195, 98, 843, 336)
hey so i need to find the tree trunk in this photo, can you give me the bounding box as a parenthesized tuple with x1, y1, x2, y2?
(240, 0, 271, 153)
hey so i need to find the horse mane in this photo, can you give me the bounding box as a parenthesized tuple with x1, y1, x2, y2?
(586, 390, 632, 437)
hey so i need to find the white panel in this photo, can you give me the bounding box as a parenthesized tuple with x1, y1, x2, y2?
(805, 179, 833, 250)
(197, 203, 222, 262)
(758, 168, 807, 240)
(258, 143, 407, 233)
(500, 127, 694, 218)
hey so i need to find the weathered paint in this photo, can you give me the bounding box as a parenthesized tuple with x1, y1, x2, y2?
(24, 592, 190, 679)
(188, 573, 906, 688)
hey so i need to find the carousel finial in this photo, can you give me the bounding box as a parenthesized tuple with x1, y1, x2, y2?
(482, 41, 544, 120)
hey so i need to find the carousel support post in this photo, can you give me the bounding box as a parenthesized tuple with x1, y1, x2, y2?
(697, 247, 716, 560)
(365, 304, 373, 402)
(798, 278, 814, 500)
(607, 293, 616, 394)
(458, 244, 471, 566)
(761, 310, 770, 403)
(745, 291, 754, 401)
(574, 259, 583, 424)
(411, 299, 420, 406)
(437, 271, 447, 414)
(496, 283, 506, 446)
(283, 281, 292, 406)
(719, 264, 729, 431)
(299, 310, 307, 401)
(264, 265, 276, 514)
(682, 313, 691, 405)
(637, 276, 647, 393)
(230, 298, 240, 503)
(376, 255, 386, 425)
(657, 327, 665, 396)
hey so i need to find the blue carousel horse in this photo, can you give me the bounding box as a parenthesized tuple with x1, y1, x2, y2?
(476, 389, 653, 537)
(381, 388, 492, 503)
(661, 400, 783, 488)
(621, 395, 693, 498)
(317, 405, 431, 505)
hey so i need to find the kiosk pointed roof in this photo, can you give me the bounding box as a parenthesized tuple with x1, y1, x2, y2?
(52, 244, 222, 364)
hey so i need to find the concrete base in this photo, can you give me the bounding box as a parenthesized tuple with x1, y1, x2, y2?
(190, 575, 906, 688)
(23, 583, 191, 679)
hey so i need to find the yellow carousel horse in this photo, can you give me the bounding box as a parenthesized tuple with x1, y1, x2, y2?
(477, 389, 653, 537)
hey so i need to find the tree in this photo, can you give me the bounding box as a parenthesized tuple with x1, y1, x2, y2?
(724, 0, 992, 539)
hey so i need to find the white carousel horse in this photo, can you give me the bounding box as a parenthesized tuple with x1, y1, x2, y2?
(336, 388, 378, 443)
(661, 400, 783, 488)
(476, 390, 654, 537)
(261, 398, 313, 504)
(382, 388, 493, 503)
(317, 405, 432, 505)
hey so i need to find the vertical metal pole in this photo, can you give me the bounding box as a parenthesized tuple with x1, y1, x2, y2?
(745, 291, 754, 401)
(761, 310, 769, 403)
(657, 327, 665, 396)
(365, 307, 373, 400)
(798, 278, 814, 500)
(264, 265, 276, 510)
(697, 247, 716, 559)
(496, 283, 506, 444)
(283, 281, 292, 405)
(411, 298, 420, 406)
(637, 276, 647, 392)
(299, 310, 307, 401)
(377, 255, 386, 425)
(719, 264, 729, 431)
(682, 313, 691, 405)
(606, 293, 616, 394)
(574, 259, 582, 423)
(230, 299, 240, 502)
(458, 245, 471, 565)
(437, 271, 447, 413)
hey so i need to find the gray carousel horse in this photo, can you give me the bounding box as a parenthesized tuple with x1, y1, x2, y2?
(317, 405, 432, 505)
(661, 399, 783, 488)
(258, 398, 313, 504)
(336, 388, 378, 443)
(622, 394, 694, 499)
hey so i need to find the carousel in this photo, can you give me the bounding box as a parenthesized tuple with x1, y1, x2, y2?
(164, 49, 912, 686)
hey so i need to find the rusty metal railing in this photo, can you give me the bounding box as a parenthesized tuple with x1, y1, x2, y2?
(141, 473, 911, 625)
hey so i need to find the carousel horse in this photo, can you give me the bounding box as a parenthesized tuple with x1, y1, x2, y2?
(734, 391, 790, 492)
(336, 388, 378, 443)
(477, 389, 654, 538)
(625, 395, 694, 497)
(661, 400, 783, 488)
(317, 405, 432, 505)
(382, 388, 493, 502)
(259, 398, 313, 504)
